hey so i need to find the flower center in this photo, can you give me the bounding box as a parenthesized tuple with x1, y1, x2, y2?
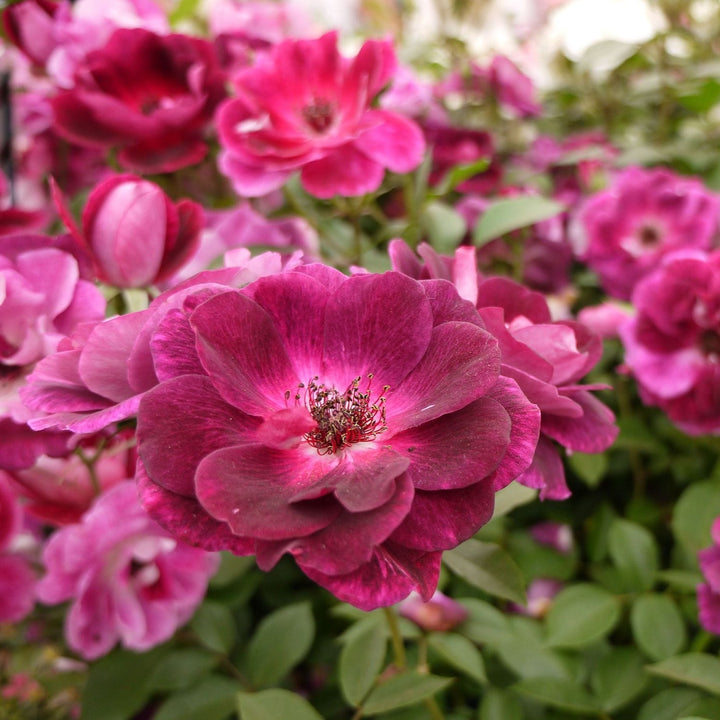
(637, 223, 661, 247)
(292, 375, 388, 455)
(301, 98, 335, 134)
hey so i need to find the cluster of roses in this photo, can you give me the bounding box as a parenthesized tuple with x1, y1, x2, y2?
(0, 0, 718, 664)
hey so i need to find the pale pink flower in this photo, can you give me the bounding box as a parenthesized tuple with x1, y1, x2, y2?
(36, 481, 218, 660)
(398, 590, 468, 631)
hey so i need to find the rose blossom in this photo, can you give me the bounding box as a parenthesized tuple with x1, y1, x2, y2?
(0, 233, 105, 423)
(619, 250, 720, 435)
(50, 28, 226, 173)
(216, 31, 425, 198)
(135, 267, 540, 609)
(576, 166, 720, 300)
(698, 517, 720, 635)
(36, 481, 219, 660)
(390, 240, 618, 500)
(54, 174, 203, 288)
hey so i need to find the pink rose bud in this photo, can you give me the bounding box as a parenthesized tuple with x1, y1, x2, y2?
(529, 522, 575, 554)
(80, 174, 203, 288)
(398, 591, 468, 632)
(509, 578, 564, 618)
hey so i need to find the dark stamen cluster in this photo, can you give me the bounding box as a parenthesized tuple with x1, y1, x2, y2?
(289, 375, 388, 455)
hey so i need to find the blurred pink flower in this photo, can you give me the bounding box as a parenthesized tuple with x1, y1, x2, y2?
(0, 233, 105, 423)
(51, 28, 226, 173)
(577, 301, 633, 340)
(136, 267, 540, 609)
(36, 481, 218, 660)
(509, 578, 563, 618)
(398, 590, 468, 631)
(619, 249, 720, 435)
(698, 518, 720, 635)
(0, 472, 37, 623)
(529, 521, 574, 554)
(55, 174, 203, 288)
(216, 31, 425, 198)
(577, 166, 720, 300)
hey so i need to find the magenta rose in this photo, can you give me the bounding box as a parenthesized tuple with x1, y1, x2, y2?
(55, 174, 203, 288)
(216, 31, 425, 198)
(390, 240, 618, 500)
(577, 166, 720, 300)
(619, 250, 720, 435)
(135, 267, 540, 609)
(51, 28, 226, 173)
(36, 481, 218, 660)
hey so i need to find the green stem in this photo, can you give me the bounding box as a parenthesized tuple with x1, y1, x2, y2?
(423, 696, 446, 720)
(691, 630, 713, 653)
(382, 606, 406, 670)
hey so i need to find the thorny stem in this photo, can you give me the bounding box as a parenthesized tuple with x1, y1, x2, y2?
(382, 606, 406, 670)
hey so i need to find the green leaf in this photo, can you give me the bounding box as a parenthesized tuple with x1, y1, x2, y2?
(647, 653, 720, 695)
(433, 157, 490, 195)
(148, 648, 219, 692)
(237, 689, 323, 720)
(427, 632, 486, 683)
(81, 646, 170, 720)
(672, 481, 720, 555)
(472, 196, 564, 246)
(494, 637, 572, 680)
(657, 570, 705, 592)
(607, 519, 659, 592)
(631, 594, 687, 660)
(209, 552, 256, 589)
(479, 687, 524, 720)
(362, 672, 453, 715)
(455, 597, 515, 647)
(590, 647, 647, 712)
(637, 688, 703, 720)
(169, 0, 201, 25)
(152, 675, 240, 720)
(339, 618, 387, 706)
(677, 79, 720, 112)
(444, 539, 526, 604)
(492, 482, 538, 517)
(545, 584, 621, 648)
(421, 201, 467, 253)
(513, 677, 601, 715)
(245, 602, 315, 687)
(190, 601, 237, 654)
(568, 452, 608, 488)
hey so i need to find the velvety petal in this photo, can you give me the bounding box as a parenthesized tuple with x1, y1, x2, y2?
(78, 310, 152, 402)
(65, 576, 118, 660)
(27, 395, 142, 434)
(501, 365, 582, 417)
(257, 474, 414, 576)
(476, 276, 551, 323)
(301, 543, 442, 611)
(389, 238, 425, 279)
(387, 322, 500, 433)
(0, 554, 36, 623)
(482, 376, 541, 491)
(150, 308, 206, 381)
(420, 279, 485, 327)
(190, 290, 299, 416)
(514, 436, 570, 501)
(322, 272, 433, 391)
(542, 389, 618, 453)
(138, 375, 260, 496)
(0, 420, 69, 471)
(390, 480, 495, 552)
(390, 396, 511, 491)
(257, 407, 315, 450)
(290, 446, 409, 512)
(219, 151, 292, 197)
(354, 110, 425, 172)
(137, 461, 254, 555)
(15, 247, 78, 319)
(244, 272, 329, 380)
(301, 143, 384, 199)
(195, 445, 340, 540)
